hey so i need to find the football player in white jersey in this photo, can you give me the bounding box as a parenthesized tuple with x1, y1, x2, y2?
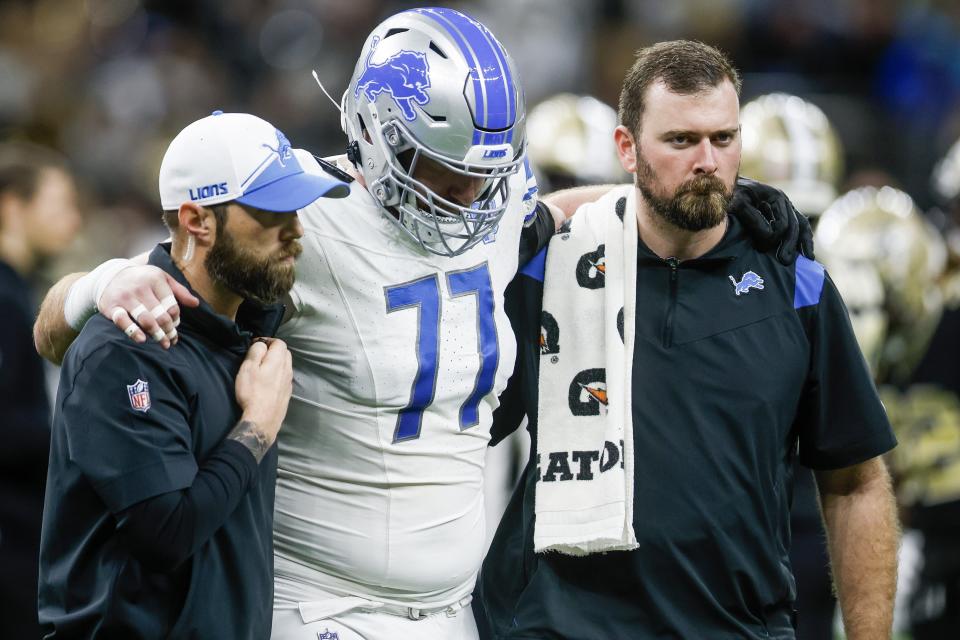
(33, 8, 810, 640)
(268, 9, 543, 638)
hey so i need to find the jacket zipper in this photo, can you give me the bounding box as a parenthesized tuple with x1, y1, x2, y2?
(663, 257, 679, 347)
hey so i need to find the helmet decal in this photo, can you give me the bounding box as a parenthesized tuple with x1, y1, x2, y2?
(355, 36, 432, 122)
(411, 7, 516, 144)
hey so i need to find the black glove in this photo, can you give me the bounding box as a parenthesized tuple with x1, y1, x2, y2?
(729, 177, 814, 264)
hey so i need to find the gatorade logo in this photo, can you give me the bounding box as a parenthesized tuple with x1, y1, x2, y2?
(540, 310, 560, 355)
(568, 368, 607, 416)
(576, 245, 606, 289)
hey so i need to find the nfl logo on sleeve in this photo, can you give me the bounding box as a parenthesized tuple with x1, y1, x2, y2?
(127, 379, 151, 412)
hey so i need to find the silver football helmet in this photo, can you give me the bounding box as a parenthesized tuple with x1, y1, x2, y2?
(342, 7, 526, 257)
(740, 93, 843, 218)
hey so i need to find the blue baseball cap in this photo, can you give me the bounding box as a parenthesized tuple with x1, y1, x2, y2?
(159, 111, 349, 212)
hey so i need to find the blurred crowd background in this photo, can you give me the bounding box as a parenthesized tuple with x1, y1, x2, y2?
(0, 0, 958, 279)
(3, 1, 960, 639)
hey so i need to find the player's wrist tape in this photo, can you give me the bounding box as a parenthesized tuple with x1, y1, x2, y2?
(63, 258, 135, 331)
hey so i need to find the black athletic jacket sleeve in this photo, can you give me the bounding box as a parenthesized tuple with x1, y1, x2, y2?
(115, 440, 258, 570)
(61, 339, 261, 570)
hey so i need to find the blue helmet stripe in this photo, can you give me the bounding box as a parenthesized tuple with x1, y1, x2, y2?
(473, 14, 516, 143)
(409, 8, 485, 143)
(467, 11, 514, 127)
(454, 9, 513, 129)
(415, 8, 514, 143)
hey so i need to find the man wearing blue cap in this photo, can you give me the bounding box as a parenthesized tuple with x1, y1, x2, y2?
(37, 112, 348, 639)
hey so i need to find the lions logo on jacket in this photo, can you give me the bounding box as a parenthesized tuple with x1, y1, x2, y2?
(729, 271, 764, 296)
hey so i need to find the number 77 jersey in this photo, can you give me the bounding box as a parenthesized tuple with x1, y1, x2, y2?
(272, 155, 532, 610)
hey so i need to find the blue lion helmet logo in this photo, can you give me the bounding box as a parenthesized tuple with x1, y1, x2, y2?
(355, 36, 431, 121)
(729, 271, 765, 296)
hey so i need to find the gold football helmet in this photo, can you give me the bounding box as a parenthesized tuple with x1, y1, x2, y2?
(740, 93, 843, 218)
(931, 134, 960, 307)
(932, 135, 960, 207)
(815, 186, 947, 384)
(525, 93, 627, 192)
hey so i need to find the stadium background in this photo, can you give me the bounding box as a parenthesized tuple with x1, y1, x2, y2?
(2, 0, 958, 280)
(2, 1, 958, 639)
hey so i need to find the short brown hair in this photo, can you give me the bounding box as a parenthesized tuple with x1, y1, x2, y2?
(617, 40, 741, 137)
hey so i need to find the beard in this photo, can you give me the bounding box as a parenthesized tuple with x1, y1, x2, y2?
(635, 153, 732, 232)
(205, 227, 302, 306)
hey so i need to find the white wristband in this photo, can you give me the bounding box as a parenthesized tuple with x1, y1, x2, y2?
(63, 258, 135, 331)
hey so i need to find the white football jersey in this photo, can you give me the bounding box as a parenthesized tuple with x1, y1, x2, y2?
(273, 152, 537, 609)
